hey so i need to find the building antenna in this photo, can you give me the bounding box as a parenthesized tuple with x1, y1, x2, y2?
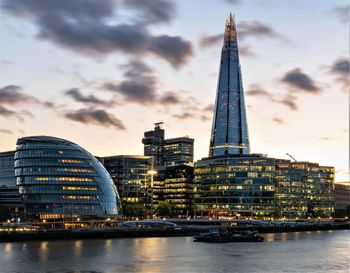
(286, 153, 297, 162)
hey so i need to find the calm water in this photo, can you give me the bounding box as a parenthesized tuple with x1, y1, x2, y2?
(0, 230, 349, 273)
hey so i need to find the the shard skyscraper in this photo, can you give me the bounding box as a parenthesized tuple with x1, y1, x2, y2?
(209, 13, 250, 157)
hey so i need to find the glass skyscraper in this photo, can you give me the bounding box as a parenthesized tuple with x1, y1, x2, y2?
(209, 13, 250, 157)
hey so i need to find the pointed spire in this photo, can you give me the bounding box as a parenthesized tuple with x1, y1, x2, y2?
(224, 12, 237, 41)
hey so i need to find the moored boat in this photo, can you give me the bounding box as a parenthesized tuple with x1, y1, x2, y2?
(194, 229, 264, 243)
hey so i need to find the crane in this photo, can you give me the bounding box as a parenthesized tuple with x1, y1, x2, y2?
(286, 153, 297, 162)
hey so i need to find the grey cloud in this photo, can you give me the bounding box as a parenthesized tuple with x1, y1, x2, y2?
(246, 84, 298, 111)
(124, 0, 175, 24)
(65, 108, 126, 130)
(278, 95, 298, 111)
(237, 21, 283, 40)
(159, 91, 182, 105)
(280, 68, 321, 93)
(1, 0, 192, 68)
(104, 60, 157, 104)
(0, 129, 12, 134)
(200, 33, 222, 47)
(65, 88, 113, 106)
(331, 5, 349, 23)
(329, 57, 349, 88)
(0, 105, 16, 117)
(246, 85, 274, 99)
(202, 104, 214, 113)
(272, 117, 284, 124)
(0, 85, 39, 104)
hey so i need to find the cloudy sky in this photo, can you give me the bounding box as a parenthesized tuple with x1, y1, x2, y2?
(0, 0, 348, 181)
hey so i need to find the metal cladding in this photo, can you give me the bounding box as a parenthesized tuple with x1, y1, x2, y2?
(14, 136, 122, 219)
(209, 14, 250, 157)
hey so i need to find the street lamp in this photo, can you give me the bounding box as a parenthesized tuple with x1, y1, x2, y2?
(147, 169, 157, 219)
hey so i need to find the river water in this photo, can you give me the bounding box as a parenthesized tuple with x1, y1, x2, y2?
(0, 230, 349, 273)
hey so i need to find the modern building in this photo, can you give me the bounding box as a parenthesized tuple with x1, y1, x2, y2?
(142, 122, 165, 167)
(164, 137, 194, 167)
(100, 155, 152, 217)
(163, 164, 194, 217)
(0, 151, 16, 187)
(14, 136, 122, 221)
(0, 186, 24, 221)
(193, 14, 335, 219)
(334, 182, 350, 218)
(275, 160, 334, 218)
(209, 13, 250, 157)
(194, 154, 275, 218)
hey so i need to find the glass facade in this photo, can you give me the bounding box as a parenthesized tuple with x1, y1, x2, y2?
(163, 165, 194, 217)
(101, 155, 152, 210)
(209, 14, 250, 157)
(142, 122, 165, 167)
(0, 151, 16, 187)
(14, 136, 122, 220)
(275, 160, 334, 218)
(194, 155, 275, 217)
(164, 137, 194, 166)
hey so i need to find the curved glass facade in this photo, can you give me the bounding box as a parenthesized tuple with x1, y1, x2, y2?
(14, 136, 122, 220)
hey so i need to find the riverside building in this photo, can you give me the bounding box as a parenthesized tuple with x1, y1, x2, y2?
(100, 155, 152, 217)
(193, 14, 335, 218)
(14, 136, 122, 221)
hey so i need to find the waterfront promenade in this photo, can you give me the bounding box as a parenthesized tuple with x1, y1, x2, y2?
(0, 220, 349, 242)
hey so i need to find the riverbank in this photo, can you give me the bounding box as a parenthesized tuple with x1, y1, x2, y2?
(0, 222, 349, 242)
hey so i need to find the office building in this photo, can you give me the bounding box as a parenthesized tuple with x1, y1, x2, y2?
(164, 137, 194, 166)
(209, 13, 250, 157)
(163, 164, 194, 217)
(0, 151, 16, 187)
(15, 136, 122, 221)
(194, 154, 275, 217)
(334, 182, 350, 217)
(101, 155, 152, 217)
(142, 122, 165, 167)
(275, 160, 334, 218)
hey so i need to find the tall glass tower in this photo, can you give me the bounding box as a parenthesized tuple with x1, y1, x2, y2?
(209, 14, 250, 157)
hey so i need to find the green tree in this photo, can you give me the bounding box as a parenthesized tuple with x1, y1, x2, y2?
(123, 204, 147, 219)
(154, 201, 175, 218)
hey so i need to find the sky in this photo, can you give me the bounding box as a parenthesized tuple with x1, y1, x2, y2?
(0, 0, 349, 182)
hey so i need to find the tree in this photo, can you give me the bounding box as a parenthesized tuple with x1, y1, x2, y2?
(123, 204, 147, 219)
(154, 201, 175, 218)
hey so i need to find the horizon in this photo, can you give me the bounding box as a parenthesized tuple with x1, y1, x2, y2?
(0, 0, 348, 182)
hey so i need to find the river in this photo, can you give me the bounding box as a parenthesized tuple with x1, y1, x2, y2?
(0, 230, 349, 273)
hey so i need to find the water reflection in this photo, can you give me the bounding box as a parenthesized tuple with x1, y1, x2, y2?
(0, 230, 348, 273)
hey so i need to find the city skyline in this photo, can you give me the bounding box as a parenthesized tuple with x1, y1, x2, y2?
(0, 0, 349, 182)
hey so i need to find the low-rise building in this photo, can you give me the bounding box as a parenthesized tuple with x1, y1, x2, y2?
(334, 182, 350, 218)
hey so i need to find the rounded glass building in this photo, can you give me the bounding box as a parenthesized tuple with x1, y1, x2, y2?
(14, 136, 122, 220)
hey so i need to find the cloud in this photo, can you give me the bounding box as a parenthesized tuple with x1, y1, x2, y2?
(280, 68, 321, 93)
(65, 88, 114, 106)
(159, 91, 182, 105)
(1, 0, 193, 68)
(0, 129, 12, 134)
(278, 95, 298, 111)
(124, 0, 175, 25)
(104, 60, 157, 105)
(0, 85, 39, 104)
(328, 57, 349, 89)
(272, 117, 284, 124)
(225, 0, 241, 3)
(331, 5, 349, 24)
(246, 84, 298, 111)
(0, 105, 16, 118)
(246, 85, 274, 99)
(65, 108, 126, 130)
(200, 33, 222, 47)
(237, 21, 283, 40)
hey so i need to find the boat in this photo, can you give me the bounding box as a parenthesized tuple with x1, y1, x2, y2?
(193, 228, 264, 243)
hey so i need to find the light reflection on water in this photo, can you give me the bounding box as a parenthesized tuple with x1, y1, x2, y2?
(0, 230, 349, 273)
